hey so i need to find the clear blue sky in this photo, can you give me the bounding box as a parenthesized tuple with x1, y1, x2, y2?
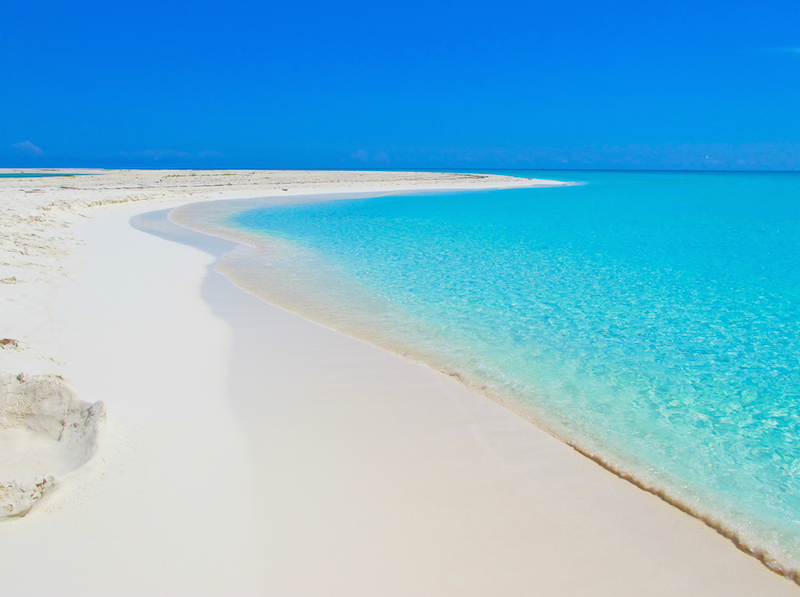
(3, 0, 799, 170)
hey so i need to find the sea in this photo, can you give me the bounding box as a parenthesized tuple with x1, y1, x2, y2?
(0, 172, 76, 177)
(178, 170, 800, 575)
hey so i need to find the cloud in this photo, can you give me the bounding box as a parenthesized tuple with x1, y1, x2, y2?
(348, 141, 800, 171)
(12, 141, 44, 156)
(118, 149, 224, 160)
(764, 47, 800, 55)
(131, 149, 192, 159)
(351, 149, 369, 162)
(374, 151, 391, 164)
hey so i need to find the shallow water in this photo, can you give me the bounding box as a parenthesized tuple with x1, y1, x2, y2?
(0, 172, 77, 178)
(187, 171, 800, 573)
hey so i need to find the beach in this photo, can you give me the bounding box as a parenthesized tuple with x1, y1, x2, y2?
(1, 169, 798, 596)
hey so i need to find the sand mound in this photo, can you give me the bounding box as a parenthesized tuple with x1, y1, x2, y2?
(0, 373, 104, 519)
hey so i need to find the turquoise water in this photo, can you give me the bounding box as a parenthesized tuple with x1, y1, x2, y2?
(222, 171, 800, 573)
(0, 172, 79, 178)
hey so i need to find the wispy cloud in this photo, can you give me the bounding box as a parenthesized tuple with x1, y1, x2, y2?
(348, 149, 391, 164)
(131, 149, 192, 159)
(12, 141, 44, 156)
(764, 47, 800, 55)
(351, 149, 369, 162)
(119, 148, 223, 160)
(349, 141, 800, 171)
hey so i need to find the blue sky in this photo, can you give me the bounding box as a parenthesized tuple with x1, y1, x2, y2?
(2, 0, 799, 170)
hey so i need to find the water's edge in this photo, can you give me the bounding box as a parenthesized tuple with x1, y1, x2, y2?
(162, 194, 800, 586)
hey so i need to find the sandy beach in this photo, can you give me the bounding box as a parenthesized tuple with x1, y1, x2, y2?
(1, 169, 798, 596)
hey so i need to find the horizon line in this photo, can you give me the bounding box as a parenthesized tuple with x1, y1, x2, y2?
(3, 166, 800, 174)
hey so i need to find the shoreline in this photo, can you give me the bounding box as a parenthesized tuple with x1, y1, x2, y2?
(169, 189, 800, 584)
(0, 169, 565, 379)
(155, 203, 800, 595)
(0, 170, 798, 594)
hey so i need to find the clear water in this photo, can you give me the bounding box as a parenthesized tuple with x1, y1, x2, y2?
(212, 171, 800, 572)
(0, 172, 77, 178)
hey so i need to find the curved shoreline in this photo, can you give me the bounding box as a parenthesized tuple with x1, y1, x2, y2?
(169, 191, 800, 585)
(1, 170, 798, 595)
(148, 199, 797, 596)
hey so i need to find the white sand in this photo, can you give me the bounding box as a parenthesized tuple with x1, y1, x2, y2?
(0, 169, 798, 595)
(0, 373, 104, 519)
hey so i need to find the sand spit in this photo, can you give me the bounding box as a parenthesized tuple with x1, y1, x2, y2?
(0, 168, 558, 519)
(0, 168, 558, 374)
(0, 373, 104, 518)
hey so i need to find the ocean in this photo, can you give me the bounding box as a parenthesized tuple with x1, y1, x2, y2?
(0, 172, 79, 177)
(181, 170, 800, 575)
